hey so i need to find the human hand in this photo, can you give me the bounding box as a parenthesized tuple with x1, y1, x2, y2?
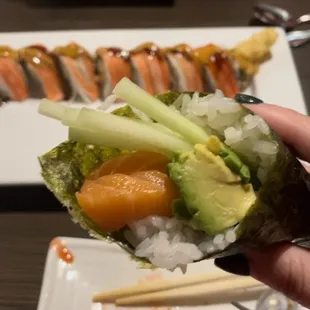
(215, 102, 310, 308)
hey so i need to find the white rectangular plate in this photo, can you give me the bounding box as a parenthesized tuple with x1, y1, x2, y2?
(0, 27, 305, 185)
(37, 237, 259, 310)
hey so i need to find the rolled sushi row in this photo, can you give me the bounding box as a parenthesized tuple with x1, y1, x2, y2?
(0, 41, 252, 104)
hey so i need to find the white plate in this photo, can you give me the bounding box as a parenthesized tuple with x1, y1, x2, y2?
(0, 27, 305, 185)
(37, 237, 259, 310)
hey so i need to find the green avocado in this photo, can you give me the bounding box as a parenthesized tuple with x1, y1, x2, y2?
(168, 143, 256, 236)
(206, 135, 251, 183)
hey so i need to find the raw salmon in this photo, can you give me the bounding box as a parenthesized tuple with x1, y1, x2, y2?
(96, 47, 132, 99)
(19, 45, 64, 101)
(165, 44, 204, 93)
(76, 151, 179, 232)
(130, 43, 171, 95)
(87, 151, 170, 180)
(147, 49, 171, 94)
(130, 49, 155, 94)
(53, 42, 99, 102)
(0, 46, 28, 101)
(194, 44, 240, 98)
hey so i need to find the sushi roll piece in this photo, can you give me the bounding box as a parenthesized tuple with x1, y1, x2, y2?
(227, 28, 279, 91)
(194, 44, 240, 98)
(96, 47, 132, 100)
(130, 43, 171, 95)
(164, 44, 204, 93)
(0, 46, 28, 102)
(53, 42, 99, 103)
(19, 45, 64, 101)
(38, 78, 310, 270)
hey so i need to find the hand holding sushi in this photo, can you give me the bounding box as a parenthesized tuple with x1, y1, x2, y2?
(38, 78, 310, 274)
(215, 103, 310, 308)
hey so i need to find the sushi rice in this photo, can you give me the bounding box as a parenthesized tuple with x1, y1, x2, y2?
(97, 90, 276, 270)
(125, 216, 236, 270)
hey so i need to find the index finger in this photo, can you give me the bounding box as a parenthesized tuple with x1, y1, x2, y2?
(244, 104, 310, 162)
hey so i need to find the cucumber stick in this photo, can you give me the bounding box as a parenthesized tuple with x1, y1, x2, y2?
(113, 78, 209, 144)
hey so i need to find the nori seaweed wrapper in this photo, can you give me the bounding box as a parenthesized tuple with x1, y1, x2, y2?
(39, 92, 310, 263)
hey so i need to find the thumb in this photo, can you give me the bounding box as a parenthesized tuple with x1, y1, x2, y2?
(248, 244, 310, 308)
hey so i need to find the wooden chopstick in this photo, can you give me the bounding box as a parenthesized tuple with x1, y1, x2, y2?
(92, 271, 235, 303)
(116, 277, 264, 307)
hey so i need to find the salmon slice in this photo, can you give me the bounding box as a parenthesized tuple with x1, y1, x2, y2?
(58, 56, 99, 102)
(165, 44, 204, 93)
(206, 52, 240, 98)
(76, 151, 179, 232)
(194, 44, 240, 98)
(87, 151, 170, 180)
(177, 54, 204, 92)
(0, 47, 28, 101)
(131, 51, 155, 94)
(77, 171, 178, 232)
(147, 53, 171, 94)
(53, 43, 99, 102)
(28, 65, 64, 101)
(19, 46, 64, 101)
(96, 47, 132, 99)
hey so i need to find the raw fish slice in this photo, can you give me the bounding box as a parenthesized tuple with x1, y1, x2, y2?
(194, 44, 240, 98)
(76, 171, 178, 232)
(206, 53, 240, 98)
(149, 54, 171, 93)
(19, 45, 64, 101)
(87, 151, 170, 180)
(133, 43, 171, 94)
(96, 47, 131, 99)
(0, 46, 28, 101)
(165, 44, 204, 93)
(130, 49, 155, 94)
(53, 42, 99, 102)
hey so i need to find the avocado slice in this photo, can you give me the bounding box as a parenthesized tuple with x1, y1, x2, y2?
(168, 143, 256, 236)
(206, 135, 251, 184)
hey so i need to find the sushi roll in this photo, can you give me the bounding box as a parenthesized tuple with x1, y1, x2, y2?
(39, 78, 310, 270)
(194, 44, 240, 98)
(130, 43, 171, 95)
(0, 46, 28, 102)
(227, 28, 278, 91)
(96, 47, 132, 100)
(164, 44, 204, 93)
(19, 45, 64, 101)
(52, 42, 99, 103)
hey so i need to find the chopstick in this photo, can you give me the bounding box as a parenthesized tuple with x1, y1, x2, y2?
(93, 271, 234, 303)
(93, 271, 266, 306)
(116, 276, 264, 306)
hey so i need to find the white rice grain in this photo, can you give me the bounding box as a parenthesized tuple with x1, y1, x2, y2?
(127, 216, 237, 269)
(225, 229, 237, 243)
(174, 89, 278, 183)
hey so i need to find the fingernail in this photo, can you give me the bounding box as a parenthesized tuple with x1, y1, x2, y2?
(234, 93, 263, 104)
(214, 254, 250, 276)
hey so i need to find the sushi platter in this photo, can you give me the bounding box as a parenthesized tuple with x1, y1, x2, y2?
(0, 27, 277, 103)
(0, 27, 306, 186)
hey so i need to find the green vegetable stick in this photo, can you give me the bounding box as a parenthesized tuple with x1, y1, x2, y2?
(71, 108, 193, 155)
(38, 99, 65, 120)
(113, 78, 209, 144)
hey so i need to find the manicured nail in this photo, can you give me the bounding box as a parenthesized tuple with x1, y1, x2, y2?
(214, 254, 250, 276)
(234, 93, 263, 104)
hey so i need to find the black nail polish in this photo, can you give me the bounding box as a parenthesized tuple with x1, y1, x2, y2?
(234, 93, 263, 104)
(214, 254, 250, 276)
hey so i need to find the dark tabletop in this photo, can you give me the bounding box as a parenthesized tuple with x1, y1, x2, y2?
(1, 0, 310, 309)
